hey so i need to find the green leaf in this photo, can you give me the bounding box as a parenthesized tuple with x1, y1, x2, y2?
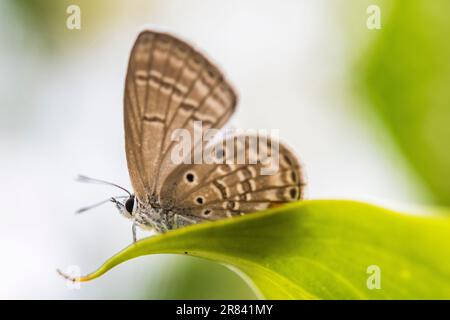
(67, 200, 450, 299)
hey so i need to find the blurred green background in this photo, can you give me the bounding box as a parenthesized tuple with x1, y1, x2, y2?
(0, 0, 448, 299)
(356, 0, 450, 206)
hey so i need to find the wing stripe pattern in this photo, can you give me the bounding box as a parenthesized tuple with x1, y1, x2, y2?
(124, 30, 237, 201)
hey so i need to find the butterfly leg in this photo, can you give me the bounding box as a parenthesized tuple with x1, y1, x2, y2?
(132, 221, 137, 243)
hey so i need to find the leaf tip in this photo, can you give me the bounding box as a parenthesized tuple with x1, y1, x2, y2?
(56, 268, 96, 283)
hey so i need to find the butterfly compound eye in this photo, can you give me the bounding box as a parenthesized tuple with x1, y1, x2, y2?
(125, 196, 135, 213)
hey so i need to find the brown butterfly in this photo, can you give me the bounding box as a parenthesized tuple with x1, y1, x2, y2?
(106, 30, 304, 241)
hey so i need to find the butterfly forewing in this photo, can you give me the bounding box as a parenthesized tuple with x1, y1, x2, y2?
(124, 31, 237, 202)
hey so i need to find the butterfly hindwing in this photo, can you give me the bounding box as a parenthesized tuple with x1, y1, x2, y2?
(160, 135, 304, 222)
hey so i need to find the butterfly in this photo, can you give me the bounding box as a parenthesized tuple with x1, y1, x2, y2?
(101, 30, 304, 241)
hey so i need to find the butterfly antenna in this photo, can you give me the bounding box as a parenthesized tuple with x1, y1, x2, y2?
(75, 196, 127, 214)
(76, 175, 132, 196)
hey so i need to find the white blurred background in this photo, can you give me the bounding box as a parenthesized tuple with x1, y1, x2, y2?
(0, 0, 428, 299)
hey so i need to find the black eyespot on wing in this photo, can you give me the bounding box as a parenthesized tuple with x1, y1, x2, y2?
(186, 173, 195, 183)
(289, 188, 297, 199)
(203, 209, 211, 216)
(125, 196, 135, 213)
(196, 197, 204, 205)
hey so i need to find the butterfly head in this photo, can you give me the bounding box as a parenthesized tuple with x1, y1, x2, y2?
(75, 175, 139, 220)
(112, 195, 136, 219)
